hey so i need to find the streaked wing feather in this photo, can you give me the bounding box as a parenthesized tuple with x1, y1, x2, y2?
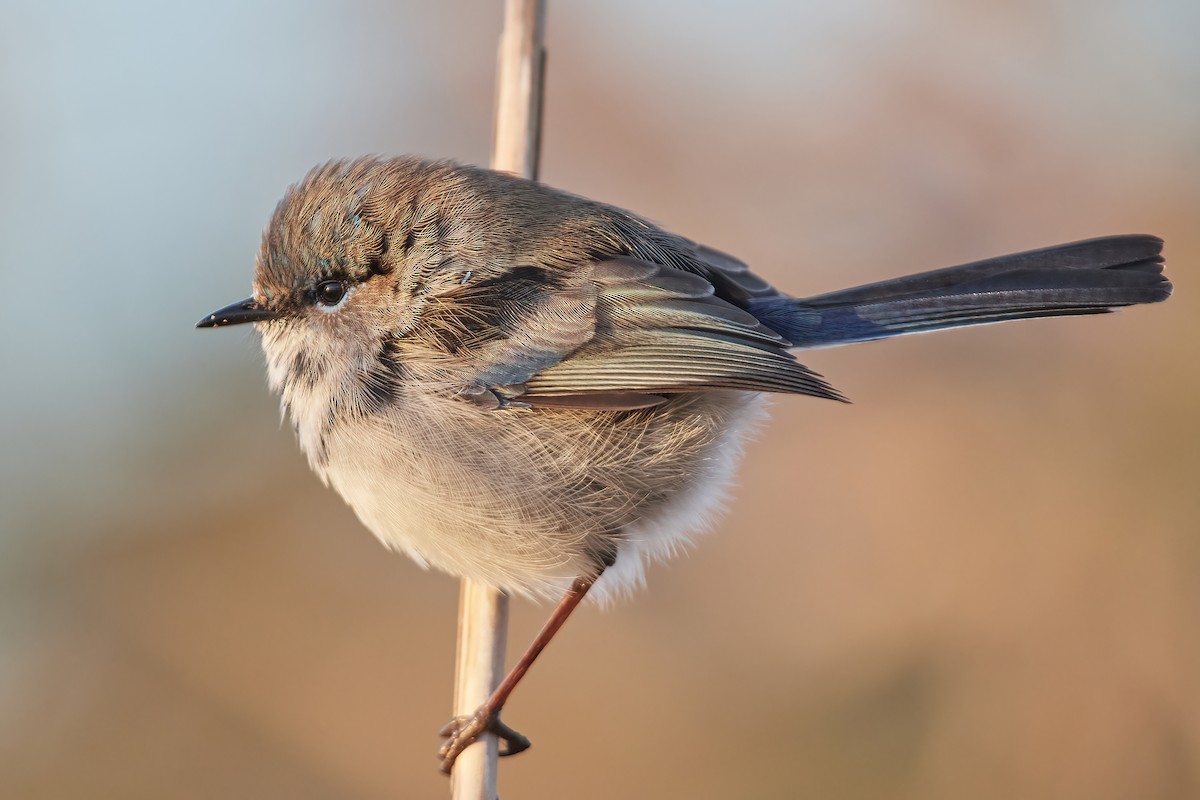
(520, 392, 669, 411)
(416, 271, 598, 388)
(516, 260, 845, 404)
(687, 241, 781, 304)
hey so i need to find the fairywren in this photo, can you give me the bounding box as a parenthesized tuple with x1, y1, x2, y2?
(199, 156, 1171, 770)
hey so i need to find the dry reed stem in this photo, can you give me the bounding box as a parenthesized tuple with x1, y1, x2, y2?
(450, 2, 546, 798)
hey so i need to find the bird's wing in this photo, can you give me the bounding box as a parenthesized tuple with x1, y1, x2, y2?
(401, 264, 600, 389)
(511, 258, 843, 409)
(678, 239, 784, 306)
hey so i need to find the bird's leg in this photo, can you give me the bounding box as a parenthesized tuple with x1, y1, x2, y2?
(438, 574, 597, 774)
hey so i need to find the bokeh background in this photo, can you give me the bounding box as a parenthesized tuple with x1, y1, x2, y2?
(2, 1, 1197, 797)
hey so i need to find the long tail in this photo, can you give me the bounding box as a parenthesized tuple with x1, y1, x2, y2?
(747, 235, 1172, 349)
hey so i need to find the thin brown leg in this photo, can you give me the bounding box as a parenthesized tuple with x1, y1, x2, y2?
(438, 575, 597, 774)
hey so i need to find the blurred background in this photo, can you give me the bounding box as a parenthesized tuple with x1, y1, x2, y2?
(1, 0, 1197, 797)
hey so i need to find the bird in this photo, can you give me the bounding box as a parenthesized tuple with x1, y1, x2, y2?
(197, 155, 1172, 772)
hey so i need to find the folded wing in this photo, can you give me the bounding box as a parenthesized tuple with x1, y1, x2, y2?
(516, 258, 843, 408)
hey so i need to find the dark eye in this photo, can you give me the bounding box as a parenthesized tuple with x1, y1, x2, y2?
(314, 280, 346, 306)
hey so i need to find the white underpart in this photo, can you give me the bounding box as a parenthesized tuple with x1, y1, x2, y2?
(591, 395, 768, 602)
(261, 320, 770, 606)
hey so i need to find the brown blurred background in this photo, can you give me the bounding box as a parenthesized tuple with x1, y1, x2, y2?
(1, 1, 1197, 798)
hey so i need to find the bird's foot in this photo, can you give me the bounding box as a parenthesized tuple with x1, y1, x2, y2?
(438, 709, 531, 774)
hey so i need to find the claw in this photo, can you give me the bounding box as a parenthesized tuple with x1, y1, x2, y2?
(438, 709, 531, 774)
(435, 576, 597, 775)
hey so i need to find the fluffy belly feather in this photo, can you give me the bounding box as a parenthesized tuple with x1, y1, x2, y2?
(316, 390, 768, 602)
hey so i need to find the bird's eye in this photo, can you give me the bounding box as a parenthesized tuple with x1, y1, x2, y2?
(314, 280, 346, 306)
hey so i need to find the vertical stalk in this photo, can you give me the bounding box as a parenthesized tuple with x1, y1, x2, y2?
(450, 2, 546, 798)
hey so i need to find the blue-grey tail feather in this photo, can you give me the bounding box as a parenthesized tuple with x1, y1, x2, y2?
(748, 235, 1172, 349)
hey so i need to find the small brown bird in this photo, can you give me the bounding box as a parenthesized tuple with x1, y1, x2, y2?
(198, 156, 1171, 771)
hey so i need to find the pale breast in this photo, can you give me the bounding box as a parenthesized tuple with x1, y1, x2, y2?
(318, 389, 769, 602)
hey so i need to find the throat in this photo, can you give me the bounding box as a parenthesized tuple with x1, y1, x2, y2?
(274, 362, 339, 475)
(263, 332, 405, 476)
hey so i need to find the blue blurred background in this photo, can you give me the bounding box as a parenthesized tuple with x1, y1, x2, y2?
(2, 1, 1197, 797)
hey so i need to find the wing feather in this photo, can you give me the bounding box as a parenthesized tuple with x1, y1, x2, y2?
(514, 259, 845, 405)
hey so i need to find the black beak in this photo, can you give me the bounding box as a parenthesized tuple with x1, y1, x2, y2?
(196, 298, 279, 328)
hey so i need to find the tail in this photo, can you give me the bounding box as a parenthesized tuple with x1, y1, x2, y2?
(748, 235, 1172, 349)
